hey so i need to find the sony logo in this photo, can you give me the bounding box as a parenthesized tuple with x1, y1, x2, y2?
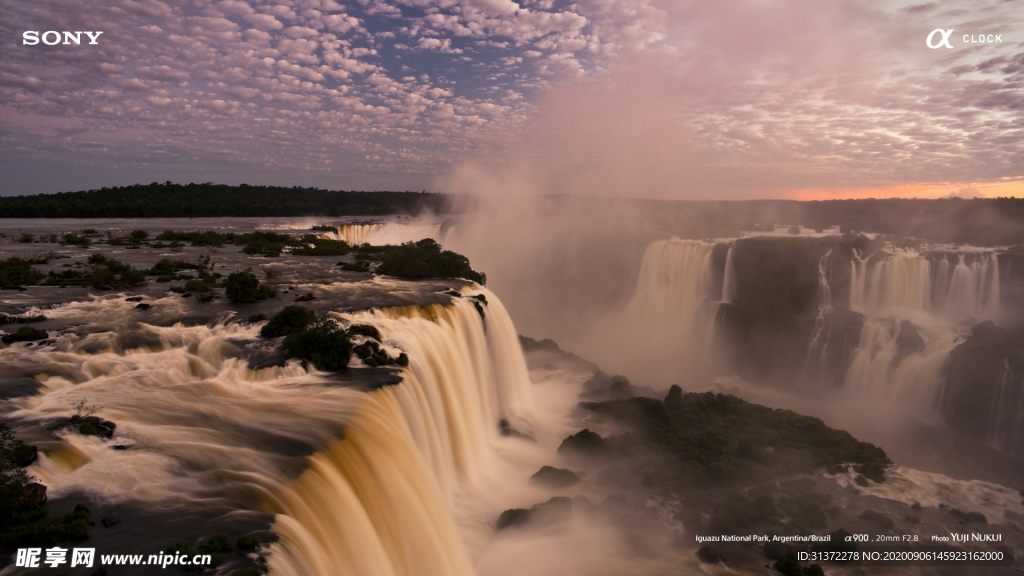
(22, 31, 104, 46)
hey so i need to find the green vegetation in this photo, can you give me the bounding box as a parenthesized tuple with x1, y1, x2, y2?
(224, 269, 277, 303)
(260, 305, 317, 338)
(352, 338, 395, 367)
(1, 424, 91, 553)
(2, 326, 48, 344)
(0, 257, 43, 289)
(42, 254, 147, 290)
(0, 183, 451, 218)
(576, 386, 890, 487)
(290, 236, 351, 256)
(0, 313, 47, 324)
(85, 255, 147, 289)
(283, 316, 351, 370)
(340, 261, 371, 272)
(263, 312, 401, 371)
(374, 239, 486, 283)
(49, 400, 116, 438)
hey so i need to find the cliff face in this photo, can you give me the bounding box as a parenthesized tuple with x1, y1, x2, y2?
(715, 235, 869, 386)
(940, 322, 1024, 455)
(694, 236, 1024, 455)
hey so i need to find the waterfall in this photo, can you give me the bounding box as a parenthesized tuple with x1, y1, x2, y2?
(268, 288, 534, 576)
(321, 224, 384, 244)
(804, 250, 833, 379)
(850, 249, 999, 322)
(943, 254, 1001, 322)
(850, 249, 931, 315)
(843, 319, 961, 403)
(321, 223, 442, 246)
(6, 287, 532, 576)
(720, 246, 737, 304)
(986, 360, 1023, 456)
(627, 239, 718, 341)
(843, 249, 1004, 408)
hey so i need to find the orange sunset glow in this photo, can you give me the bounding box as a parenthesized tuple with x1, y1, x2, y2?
(788, 180, 1024, 201)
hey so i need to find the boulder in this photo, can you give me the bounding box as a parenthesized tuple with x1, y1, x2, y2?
(20, 482, 47, 509)
(529, 466, 580, 488)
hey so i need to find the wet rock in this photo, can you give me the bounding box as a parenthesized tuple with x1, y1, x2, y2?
(181, 292, 192, 298)
(529, 466, 580, 488)
(496, 497, 574, 530)
(697, 545, 723, 563)
(74, 504, 90, 513)
(135, 303, 152, 310)
(498, 419, 532, 440)
(125, 296, 143, 302)
(557, 429, 609, 457)
(495, 508, 531, 530)
(895, 320, 925, 360)
(111, 444, 131, 450)
(20, 483, 47, 509)
(102, 516, 121, 527)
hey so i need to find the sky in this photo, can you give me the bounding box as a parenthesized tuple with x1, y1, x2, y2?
(0, 0, 1021, 199)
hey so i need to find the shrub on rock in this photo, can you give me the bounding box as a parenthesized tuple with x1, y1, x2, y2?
(283, 316, 351, 370)
(260, 305, 316, 338)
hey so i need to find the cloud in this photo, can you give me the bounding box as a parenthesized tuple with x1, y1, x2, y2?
(244, 13, 285, 30)
(0, 0, 1018, 197)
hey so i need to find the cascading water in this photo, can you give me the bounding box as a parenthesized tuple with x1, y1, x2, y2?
(850, 249, 999, 322)
(986, 360, 1023, 456)
(268, 290, 533, 576)
(720, 246, 737, 304)
(627, 239, 719, 343)
(804, 249, 833, 380)
(321, 223, 442, 246)
(5, 287, 534, 576)
(845, 249, 1002, 409)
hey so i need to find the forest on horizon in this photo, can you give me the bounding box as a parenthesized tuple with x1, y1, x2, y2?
(1, 183, 1022, 247)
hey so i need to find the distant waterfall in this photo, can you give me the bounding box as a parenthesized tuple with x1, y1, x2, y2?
(627, 239, 719, 342)
(721, 246, 737, 304)
(321, 223, 442, 246)
(850, 249, 999, 321)
(844, 249, 1001, 408)
(269, 289, 534, 576)
(986, 360, 1023, 456)
(319, 224, 383, 244)
(944, 254, 1001, 322)
(804, 250, 833, 379)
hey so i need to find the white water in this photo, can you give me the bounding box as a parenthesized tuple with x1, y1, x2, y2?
(804, 249, 833, 380)
(4, 287, 537, 576)
(830, 466, 1024, 525)
(850, 249, 1000, 322)
(986, 360, 1023, 457)
(844, 249, 1002, 412)
(626, 239, 719, 345)
(720, 245, 736, 304)
(321, 222, 442, 246)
